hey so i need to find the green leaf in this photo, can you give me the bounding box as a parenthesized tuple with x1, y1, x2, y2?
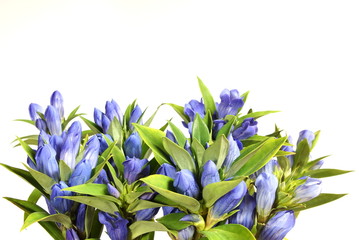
(87, 209, 103, 239)
(141, 174, 201, 213)
(59, 160, 72, 182)
(144, 105, 162, 127)
(227, 137, 286, 177)
(0, 163, 47, 196)
(197, 77, 216, 114)
(111, 145, 126, 174)
(16, 137, 36, 163)
(166, 103, 190, 124)
(24, 188, 42, 221)
(60, 196, 118, 214)
(305, 169, 352, 178)
(4, 197, 64, 240)
(24, 164, 56, 194)
(62, 105, 84, 129)
(235, 111, 279, 126)
(64, 183, 108, 195)
(163, 137, 196, 173)
(22, 212, 72, 231)
(293, 139, 310, 169)
(157, 212, 190, 231)
(216, 117, 235, 139)
(311, 130, 320, 150)
(203, 177, 245, 208)
(107, 117, 123, 144)
(168, 121, 188, 147)
(192, 114, 210, 147)
(80, 116, 102, 134)
(127, 199, 166, 213)
(133, 124, 170, 165)
(191, 138, 206, 168)
(14, 119, 35, 126)
(106, 162, 124, 192)
(293, 193, 347, 211)
(202, 135, 229, 169)
(201, 224, 255, 240)
(129, 221, 170, 239)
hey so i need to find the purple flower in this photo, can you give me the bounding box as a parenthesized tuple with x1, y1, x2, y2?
(209, 181, 247, 219)
(44, 105, 62, 135)
(228, 193, 256, 229)
(107, 183, 120, 198)
(135, 207, 160, 221)
(184, 100, 205, 122)
(201, 160, 220, 187)
(59, 121, 82, 170)
(66, 229, 80, 240)
(94, 169, 110, 184)
(297, 130, 315, 147)
(98, 212, 129, 240)
(76, 204, 86, 232)
(166, 130, 177, 143)
(258, 210, 295, 240)
(101, 113, 111, 133)
(35, 144, 59, 182)
(68, 159, 92, 186)
(83, 135, 100, 169)
(29, 103, 43, 121)
(123, 157, 150, 184)
(50, 91, 64, 119)
(222, 134, 240, 171)
(216, 89, 244, 119)
(157, 163, 177, 179)
(129, 105, 143, 129)
(293, 177, 321, 203)
(50, 181, 73, 214)
(255, 172, 278, 219)
(178, 226, 195, 240)
(94, 108, 103, 127)
(232, 118, 258, 140)
(174, 169, 200, 199)
(124, 133, 142, 158)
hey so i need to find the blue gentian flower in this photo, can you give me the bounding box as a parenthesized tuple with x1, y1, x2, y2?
(297, 130, 315, 147)
(222, 134, 240, 171)
(213, 119, 226, 137)
(29, 103, 43, 121)
(255, 172, 278, 219)
(35, 144, 59, 182)
(76, 204, 86, 232)
(201, 160, 220, 187)
(178, 226, 195, 240)
(105, 100, 122, 123)
(94, 169, 110, 184)
(50, 91, 64, 119)
(59, 121, 82, 170)
(124, 133, 142, 158)
(228, 193, 256, 229)
(50, 181, 73, 214)
(258, 210, 295, 240)
(123, 157, 150, 184)
(232, 118, 258, 140)
(281, 136, 294, 166)
(66, 229, 80, 240)
(216, 89, 244, 119)
(44, 105, 62, 136)
(68, 159, 92, 186)
(166, 130, 177, 143)
(94, 108, 103, 127)
(95, 134, 112, 154)
(209, 181, 247, 219)
(184, 100, 205, 121)
(35, 119, 47, 132)
(129, 105, 143, 129)
(310, 160, 324, 170)
(101, 113, 111, 133)
(135, 207, 160, 221)
(157, 163, 177, 179)
(107, 183, 120, 198)
(293, 177, 321, 203)
(98, 212, 129, 240)
(82, 135, 100, 169)
(174, 169, 200, 199)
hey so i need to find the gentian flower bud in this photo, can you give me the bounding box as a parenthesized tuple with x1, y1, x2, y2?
(258, 210, 295, 240)
(157, 163, 177, 179)
(209, 181, 247, 219)
(50, 181, 73, 213)
(68, 159, 92, 186)
(184, 140, 193, 156)
(129, 105, 143, 129)
(254, 159, 279, 178)
(38, 130, 50, 147)
(94, 169, 110, 184)
(201, 160, 220, 187)
(110, 99, 123, 124)
(281, 136, 294, 166)
(297, 130, 315, 147)
(232, 118, 258, 140)
(95, 134, 112, 154)
(123, 157, 150, 184)
(101, 113, 111, 133)
(166, 130, 177, 143)
(27, 157, 37, 170)
(76, 204, 86, 232)
(135, 207, 160, 221)
(66, 229, 80, 240)
(49, 135, 63, 160)
(94, 108, 103, 127)
(184, 100, 205, 121)
(44, 105, 62, 136)
(29, 103, 43, 121)
(98, 212, 129, 240)
(178, 226, 195, 240)
(216, 89, 244, 119)
(124, 133, 142, 158)
(83, 136, 100, 169)
(105, 100, 122, 123)
(255, 172, 278, 220)
(59, 121, 82, 170)
(213, 119, 226, 137)
(310, 160, 324, 170)
(35, 119, 47, 132)
(163, 206, 181, 216)
(293, 177, 321, 203)
(35, 144, 59, 182)
(45, 198, 57, 215)
(107, 183, 120, 198)
(228, 193, 256, 229)
(50, 91, 64, 119)
(222, 134, 240, 171)
(174, 169, 200, 199)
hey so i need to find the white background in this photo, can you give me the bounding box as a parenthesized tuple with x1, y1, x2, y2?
(0, 1, 358, 239)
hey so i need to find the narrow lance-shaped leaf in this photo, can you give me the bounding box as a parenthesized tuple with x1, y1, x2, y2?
(22, 212, 72, 231)
(201, 224, 256, 240)
(197, 77, 217, 114)
(293, 193, 347, 211)
(305, 169, 352, 178)
(192, 114, 210, 147)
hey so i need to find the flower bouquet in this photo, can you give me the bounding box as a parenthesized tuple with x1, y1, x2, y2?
(2, 78, 350, 240)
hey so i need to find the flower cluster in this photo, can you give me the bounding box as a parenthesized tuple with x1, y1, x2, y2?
(2, 79, 349, 240)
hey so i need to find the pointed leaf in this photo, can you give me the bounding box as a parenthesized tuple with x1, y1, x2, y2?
(63, 183, 108, 196)
(201, 224, 255, 240)
(202, 135, 229, 169)
(168, 121, 188, 147)
(60, 196, 118, 214)
(24, 164, 56, 194)
(305, 169, 352, 178)
(166, 103, 190, 124)
(192, 114, 210, 147)
(129, 221, 171, 239)
(22, 212, 72, 231)
(197, 77, 216, 114)
(293, 193, 347, 211)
